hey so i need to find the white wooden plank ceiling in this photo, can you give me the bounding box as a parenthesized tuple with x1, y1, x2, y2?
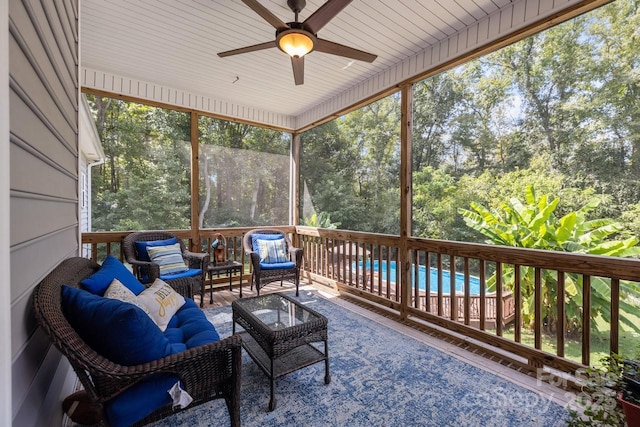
(80, 0, 585, 130)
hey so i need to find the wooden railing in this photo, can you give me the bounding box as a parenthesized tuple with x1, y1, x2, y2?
(82, 226, 295, 287)
(82, 226, 640, 377)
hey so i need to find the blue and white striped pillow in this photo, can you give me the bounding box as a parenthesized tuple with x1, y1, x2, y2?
(146, 243, 188, 275)
(256, 238, 288, 264)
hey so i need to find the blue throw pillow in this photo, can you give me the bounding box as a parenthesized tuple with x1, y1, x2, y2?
(81, 255, 145, 296)
(147, 243, 189, 275)
(61, 286, 179, 366)
(255, 238, 289, 264)
(251, 233, 285, 252)
(134, 237, 178, 262)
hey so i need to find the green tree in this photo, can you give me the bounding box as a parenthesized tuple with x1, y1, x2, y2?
(198, 116, 290, 227)
(412, 74, 460, 171)
(88, 96, 191, 231)
(342, 95, 401, 233)
(495, 19, 593, 169)
(299, 120, 363, 230)
(302, 212, 340, 229)
(301, 95, 401, 234)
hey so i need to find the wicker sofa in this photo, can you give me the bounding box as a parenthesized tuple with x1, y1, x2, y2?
(32, 257, 241, 427)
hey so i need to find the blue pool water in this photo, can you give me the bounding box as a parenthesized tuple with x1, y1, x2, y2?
(356, 260, 482, 295)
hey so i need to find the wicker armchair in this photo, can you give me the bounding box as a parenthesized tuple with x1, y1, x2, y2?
(32, 257, 241, 427)
(123, 231, 209, 307)
(243, 229, 303, 296)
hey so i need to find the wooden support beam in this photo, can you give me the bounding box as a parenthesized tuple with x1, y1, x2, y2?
(290, 133, 300, 229)
(399, 83, 413, 320)
(190, 111, 200, 252)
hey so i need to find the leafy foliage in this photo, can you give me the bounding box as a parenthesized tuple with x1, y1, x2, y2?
(459, 185, 640, 335)
(300, 96, 400, 234)
(303, 212, 340, 229)
(89, 97, 191, 231)
(568, 354, 627, 427)
(198, 116, 291, 228)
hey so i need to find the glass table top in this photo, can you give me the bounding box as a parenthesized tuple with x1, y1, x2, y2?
(235, 293, 322, 331)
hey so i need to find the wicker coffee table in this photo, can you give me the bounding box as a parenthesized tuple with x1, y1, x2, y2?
(232, 293, 330, 411)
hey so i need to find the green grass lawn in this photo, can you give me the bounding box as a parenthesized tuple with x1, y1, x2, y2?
(493, 313, 640, 368)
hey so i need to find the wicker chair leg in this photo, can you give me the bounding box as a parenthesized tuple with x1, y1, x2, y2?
(255, 275, 261, 296)
(225, 396, 241, 427)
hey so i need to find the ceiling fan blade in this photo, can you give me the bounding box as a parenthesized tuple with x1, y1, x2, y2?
(241, 0, 289, 31)
(217, 40, 276, 57)
(315, 38, 377, 62)
(303, 0, 352, 34)
(291, 55, 304, 85)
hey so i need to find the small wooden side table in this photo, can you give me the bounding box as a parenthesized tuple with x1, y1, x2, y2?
(207, 260, 243, 303)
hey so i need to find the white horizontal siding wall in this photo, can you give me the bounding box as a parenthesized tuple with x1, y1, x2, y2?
(9, 0, 79, 425)
(1, 1, 11, 425)
(81, 68, 297, 131)
(295, 0, 583, 129)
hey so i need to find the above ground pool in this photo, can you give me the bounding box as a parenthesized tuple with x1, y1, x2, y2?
(355, 260, 482, 294)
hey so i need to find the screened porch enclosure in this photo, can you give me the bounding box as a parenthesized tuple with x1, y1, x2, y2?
(81, 0, 640, 385)
(9, 0, 640, 425)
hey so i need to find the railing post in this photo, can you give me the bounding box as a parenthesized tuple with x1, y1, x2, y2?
(610, 278, 620, 355)
(556, 271, 565, 357)
(582, 275, 591, 365)
(399, 83, 413, 320)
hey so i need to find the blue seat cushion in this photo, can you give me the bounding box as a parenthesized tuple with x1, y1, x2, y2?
(186, 330, 221, 348)
(134, 237, 178, 262)
(259, 261, 296, 270)
(61, 286, 181, 366)
(168, 301, 220, 348)
(141, 268, 202, 285)
(105, 374, 178, 427)
(166, 298, 198, 329)
(159, 268, 202, 281)
(81, 255, 146, 296)
(175, 311, 220, 348)
(163, 327, 184, 344)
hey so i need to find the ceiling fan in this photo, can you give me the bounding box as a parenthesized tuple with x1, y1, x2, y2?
(217, 0, 377, 85)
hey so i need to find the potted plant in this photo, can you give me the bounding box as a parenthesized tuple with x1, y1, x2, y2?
(568, 354, 640, 426)
(619, 359, 640, 426)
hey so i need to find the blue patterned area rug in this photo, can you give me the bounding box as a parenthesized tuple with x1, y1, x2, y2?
(154, 290, 569, 427)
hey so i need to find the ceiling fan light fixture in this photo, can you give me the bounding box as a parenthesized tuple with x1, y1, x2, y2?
(277, 30, 315, 57)
(218, 0, 377, 85)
